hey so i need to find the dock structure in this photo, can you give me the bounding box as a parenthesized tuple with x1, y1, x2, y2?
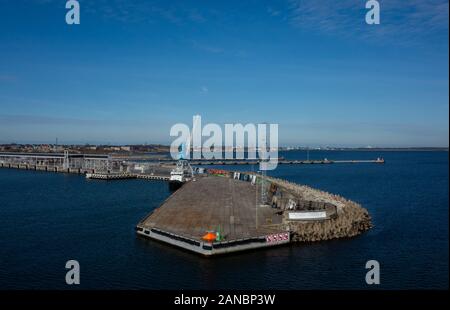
(0, 152, 174, 177)
(86, 172, 169, 181)
(154, 158, 385, 165)
(136, 175, 290, 256)
(136, 170, 372, 256)
(136, 174, 170, 181)
(0, 153, 173, 182)
(0, 152, 385, 174)
(0, 152, 112, 173)
(86, 172, 137, 180)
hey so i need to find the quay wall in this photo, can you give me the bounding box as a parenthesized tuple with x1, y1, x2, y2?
(0, 163, 170, 181)
(1, 163, 104, 175)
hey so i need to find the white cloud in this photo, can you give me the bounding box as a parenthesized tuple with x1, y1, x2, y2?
(285, 0, 449, 45)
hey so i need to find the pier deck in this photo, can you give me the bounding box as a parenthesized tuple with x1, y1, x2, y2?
(136, 175, 288, 255)
(85, 172, 169, 180)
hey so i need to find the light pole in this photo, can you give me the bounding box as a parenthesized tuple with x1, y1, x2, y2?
(256, 170, 260, 230)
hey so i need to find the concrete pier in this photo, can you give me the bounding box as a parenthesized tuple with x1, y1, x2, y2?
(136, 174, 170, 181)
(86, 172, 136, 180)
(136, 172, 372, 256)
(0, 161, 171, 182)
(160, 158, 385, 165)
(85, 173, 169, 180)
(137, 175, 290, 256)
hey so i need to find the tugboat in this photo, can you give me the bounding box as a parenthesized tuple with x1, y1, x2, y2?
(169, 138, 195, 191)
(169, 159, 193, 191)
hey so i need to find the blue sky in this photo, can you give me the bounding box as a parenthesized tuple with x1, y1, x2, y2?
(0, 0, 448, 146)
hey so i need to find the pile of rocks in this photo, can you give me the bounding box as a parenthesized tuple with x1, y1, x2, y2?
(264, 176, 373, 242)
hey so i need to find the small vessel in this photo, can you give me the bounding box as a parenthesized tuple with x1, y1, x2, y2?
(375, 157, 385, 164)
(169, 160, 193, 191)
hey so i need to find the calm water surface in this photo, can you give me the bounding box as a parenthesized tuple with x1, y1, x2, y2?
(0, 151, 448, 289)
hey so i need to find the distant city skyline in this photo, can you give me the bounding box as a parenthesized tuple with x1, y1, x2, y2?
(0, 0, 448, 147)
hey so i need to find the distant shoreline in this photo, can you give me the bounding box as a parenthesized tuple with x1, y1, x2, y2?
(0, 144, 448, 155)
(282, 148, 449, 152)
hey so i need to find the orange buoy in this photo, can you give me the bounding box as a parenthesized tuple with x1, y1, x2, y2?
(202, 231, 217, 242)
